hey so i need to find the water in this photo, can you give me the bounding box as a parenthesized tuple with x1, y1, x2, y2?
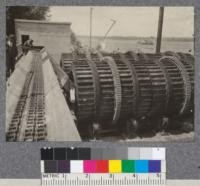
(78, 36, 194, 54)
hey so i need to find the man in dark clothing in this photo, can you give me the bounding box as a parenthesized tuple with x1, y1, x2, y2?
(6, 35, 17, 79)
(6, 36, 10, 80)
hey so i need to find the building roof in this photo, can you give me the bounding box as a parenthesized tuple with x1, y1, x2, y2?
(15, 19, 71, 25)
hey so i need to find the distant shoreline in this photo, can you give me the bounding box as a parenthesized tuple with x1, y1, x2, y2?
(78, 35, 193, 42)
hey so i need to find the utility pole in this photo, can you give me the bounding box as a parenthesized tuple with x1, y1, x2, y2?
(156, 7, 164, 53)
(89, 7, 93, 50)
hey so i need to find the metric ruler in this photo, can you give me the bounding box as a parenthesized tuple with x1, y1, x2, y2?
(41, 147, 166, 186)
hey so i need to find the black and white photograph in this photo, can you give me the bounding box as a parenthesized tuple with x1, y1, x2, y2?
(6, 6, 194, 142)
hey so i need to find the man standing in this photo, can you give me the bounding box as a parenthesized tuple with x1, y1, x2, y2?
(6, 35, 17, 79)
(6, 36, 10, 80)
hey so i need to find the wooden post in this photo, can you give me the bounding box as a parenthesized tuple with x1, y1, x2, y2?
(89, 7, 93, 50)
(156, 7, 164, 53)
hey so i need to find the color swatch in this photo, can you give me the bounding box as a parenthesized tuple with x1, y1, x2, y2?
(109, 160, 122, 173)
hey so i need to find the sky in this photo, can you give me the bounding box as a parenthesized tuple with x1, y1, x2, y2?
(49, 6, 194, 38)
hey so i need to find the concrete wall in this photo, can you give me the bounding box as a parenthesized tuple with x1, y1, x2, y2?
(15, 19, 72, 63)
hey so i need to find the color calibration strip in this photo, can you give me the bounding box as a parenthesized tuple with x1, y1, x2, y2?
(41, 147, 166, 186)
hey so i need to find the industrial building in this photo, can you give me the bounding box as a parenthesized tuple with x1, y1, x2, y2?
(15, 19, 72, 62)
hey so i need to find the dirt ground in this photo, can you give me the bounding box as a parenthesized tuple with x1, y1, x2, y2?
(93, 131, 194, 142)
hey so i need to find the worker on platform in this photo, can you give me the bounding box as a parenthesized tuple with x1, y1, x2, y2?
(23, 39, 33, 55)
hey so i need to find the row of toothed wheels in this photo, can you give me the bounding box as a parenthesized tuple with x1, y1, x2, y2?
(61, 52, 88, 75)
(60, 53, 74, 74)
(72, 59, 96, 123)
(111, 53, 136, 120)
(69, 51, 194, 133)
(94, 59, 115, 123)
(141, 59, 167, 117)
(124, 52, 168, 118)
(72, 57, 119, 124)
(145, 51, 194, 116)
(163, 51, 194, 115)
(165, 52, 194, 112)
(159, 57, 185, 116)
(180, 53, 194, 112)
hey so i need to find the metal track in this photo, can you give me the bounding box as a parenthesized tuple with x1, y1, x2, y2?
(24, 53, 46, 141)
(7, 51, 47, 141)
(6, 55, 35, 141)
